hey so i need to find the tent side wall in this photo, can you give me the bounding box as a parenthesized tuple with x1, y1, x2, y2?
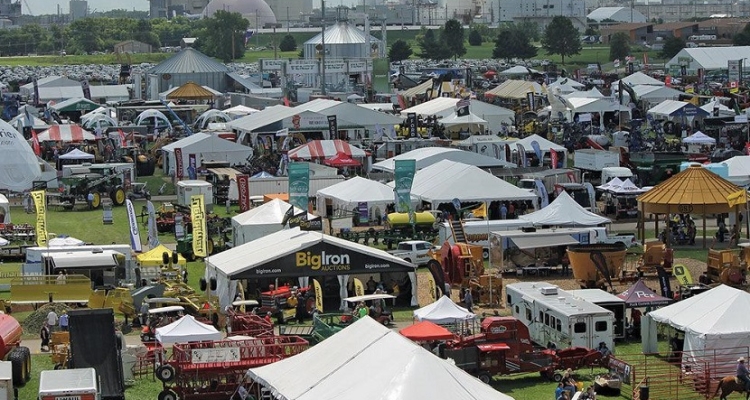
(231, 220, 286, 247)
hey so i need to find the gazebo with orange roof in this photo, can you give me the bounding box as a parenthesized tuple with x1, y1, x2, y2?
(637, 165, 748, 248)
(166, 81, 215, 101)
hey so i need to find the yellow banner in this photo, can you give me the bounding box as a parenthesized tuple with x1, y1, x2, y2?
(31, 190, 48, 247)
(353, 278, 364, 297)
(313, 279, 323, 313)
(427, 275, 436, 303)
(190, 195, 207, 258)
(727, 190, 747, 208)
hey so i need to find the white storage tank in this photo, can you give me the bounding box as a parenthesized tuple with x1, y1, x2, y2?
(176, 180, 214, 212)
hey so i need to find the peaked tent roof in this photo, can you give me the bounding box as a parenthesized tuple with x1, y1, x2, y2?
(520, 191, 611, 226)
(51, 97, 101, 113)
(373, 147, 514, 173)
(288, 140, 367, 160)
(58, 148, 94, 160)
(37, 125, 95, 142)
(609, 178, 648, 194)
(485, 80, 545, 99)
(166, 81, 217, 100)
(148, 47, 230, 74)
(668, 46, 750, 71)
(317, 176, 400, 206)
(400, 78, 434, 99)
(499, 65, 540, 75)
(723, 156, 750, 183)
(0, 119, 41, 192)
(155, 315, 223, 345)
(648, 285, 750, 336)
(231, 198, 313, 226)
(162, 132, 252, 153)
(647, 100, 709, 118)
(208, 227, 414, 280)
(324, 152, 362, 167)
(618, 71, 665, 87)
(304, 21, 382, 45)
(683, 131, 716, 144)
(700, 99, 734, 116)
(637, 164, 747, 214)
(313, 102, 403, 127)
(392, 160, 536, 204)
(617, 280, 673, 307)
(515, 134, 567, 152)
(439, 112, 488, 127)
(413, 295, 476, 324)
(631, 85, 684, 102)
(400, 320, 455, 341)
(247, 317, 514, 400)
(597, 177, 623, 190)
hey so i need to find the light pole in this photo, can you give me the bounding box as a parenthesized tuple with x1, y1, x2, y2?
(321, 0, 327, 96)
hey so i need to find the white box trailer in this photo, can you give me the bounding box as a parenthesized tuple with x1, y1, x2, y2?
(39, 368, 99, 400)
(506, 282, 615, 351)
(23, 244, 146, 283)
(569, 289, 627, 340)
(176, 180, 213, 211)
(573, 149, 620, 171)
(0, 362, 12, 400)
(248, 176, 345, 197)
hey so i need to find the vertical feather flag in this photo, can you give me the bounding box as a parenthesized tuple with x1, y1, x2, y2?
(31, 190, 48, 247)
(30, 129, 40, 156)
(126, 199, 142, 252)
(313, 279, 323, 313)
(353, 278, 365, 297)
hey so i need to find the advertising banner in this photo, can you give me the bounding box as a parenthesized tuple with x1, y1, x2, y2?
(288, 163, 310, 211)
(327, 115, 338, 139)
(82, 79, 91, 100)
(31, 190, 47, 247)
(147, 200, 159, 248)
(237, 174, 250, 212)
(313, 279, 323, 313)
(406, 113, 418, 138)
(125, 199, 142, 252)
(190, 195, 207, 258)
(353, 278, 364, 297)
(357, 202, 369, 224)
(174, 148, 184, 180)
(516, 143, 528, 167)
(299, 216, 322, 231)
(261, 59, 285, 71)
(188, 153, 197, 180)
(394, 160, 416, 214)
(551, 150, 558, 169)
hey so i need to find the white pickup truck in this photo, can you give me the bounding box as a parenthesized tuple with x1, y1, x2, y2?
(590, 227, 638, 248)
(388, 240, 434, 266)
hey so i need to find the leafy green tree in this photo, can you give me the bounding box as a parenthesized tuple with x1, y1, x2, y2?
(416, 29, 450, 60)
(584, 26, 599, 36)
(541, 16, 582, 65)
(388, 39, 412, 63)
(609, 32, 630, 62)
(67, 18, 105, 53)
(279, 34, 297, 51)
(152, 16, 198, 48)
(733, 22, 750, 46)
(443, 19, 466, 59)
(197, 10, 249, 62)
(468, 29, 482, 46)
(515, 20, 540, 42)
(492, 27, 537, 61)
(132, 19, 160, 49)
(660, 36, 686, 59)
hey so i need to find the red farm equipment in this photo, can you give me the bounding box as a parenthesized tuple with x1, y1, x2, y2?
(154, 335, 308, 400)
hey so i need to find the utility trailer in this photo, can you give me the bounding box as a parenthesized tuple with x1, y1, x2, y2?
(155, 336, 308, 400)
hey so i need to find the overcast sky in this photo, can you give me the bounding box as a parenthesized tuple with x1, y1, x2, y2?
(22, 0, 149, 15)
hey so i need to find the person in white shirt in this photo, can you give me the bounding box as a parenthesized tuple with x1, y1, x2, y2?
(46, 310, 58, 332)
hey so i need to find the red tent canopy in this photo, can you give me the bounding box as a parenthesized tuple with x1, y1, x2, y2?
(399, 321, 455, 342)
(617, 280, 673, 308)
(323, 152, 362, 168)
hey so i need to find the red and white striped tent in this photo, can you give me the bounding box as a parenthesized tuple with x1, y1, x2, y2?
(288, 140, 366, 161)
(37, 125, 96, 142)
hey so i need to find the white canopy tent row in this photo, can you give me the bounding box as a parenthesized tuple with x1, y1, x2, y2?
(246, 317, 516, 400)
(315, 176, 417, 220)
(204, 227, 418, 311)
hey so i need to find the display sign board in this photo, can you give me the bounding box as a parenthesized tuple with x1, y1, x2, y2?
(191, 348, 241, 364)
(261, 59, 285, 71)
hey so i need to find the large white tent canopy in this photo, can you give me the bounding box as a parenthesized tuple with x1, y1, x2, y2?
(37, 125, 95, 142)
(373, 147, 514, 173)
(389, 160, 537, 207)
(630, 85, 685, 104)
(0, 194, 10, 223)
(682, 131, 715, 145)
(400, 97, 516, 126)
(247, 317, 515, 400)
(649, 285, 750, 372)
(161, 132, 253, 175)
(316, 176, 408, 218)
(155, 315, 223, 345)
(439, 112, 487, 129)
(700, 99, 734, 117)
(413, 295, 476, 324)
(0, 120, 42, 192)
(520, 191, 611, 226)
(722, 155, 750, 186)
(230, 198, 314, 247)
(647, 100, 709, 119)
(59, 148, 95, 160)
(618, 72, 665, 87)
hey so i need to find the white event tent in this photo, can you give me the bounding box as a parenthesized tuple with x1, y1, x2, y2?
(682, 131, 715, 145)
(247, 317, 516, 400)
(400, 97, 516, 126)
(155, 315, 223, 345)
(316, 176, 411, 218)
(373, 147, 514, 172)
(514, 134, 567, 163)
(520, 191, 610, 226)
(649, 285, 750, 375)
(413, 295, 476, 324)
(722, 156, 750, 186)
(230, 198, 314, 247)
(389, 160, 537, 208)
(161, 132, 253, 175)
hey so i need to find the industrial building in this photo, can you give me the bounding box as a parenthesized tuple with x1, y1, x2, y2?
(148, 0, 210, 19)
(202, 0, 277, 28)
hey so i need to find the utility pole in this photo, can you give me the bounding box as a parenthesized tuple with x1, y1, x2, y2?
(287, 7, 290, 33)
(256, 10, 260, 47)
(321, 0, 327, 95)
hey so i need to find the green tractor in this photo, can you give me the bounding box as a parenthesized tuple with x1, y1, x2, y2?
(60, 172, 126, 209)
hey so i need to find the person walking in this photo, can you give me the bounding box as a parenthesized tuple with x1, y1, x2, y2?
(58, 311, 69, 332)
(40, 324, 50, 352)
(46, 309, 58, 333)
(463, 288, 474, 313)
(87, 192, 94, 210)
(500, 203, 508, 220)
